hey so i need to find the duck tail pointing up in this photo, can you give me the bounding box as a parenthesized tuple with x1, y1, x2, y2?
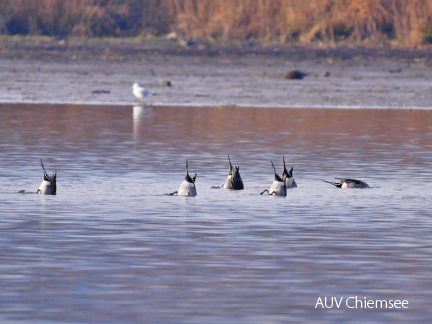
(40, 157, 46, 172)
(321, 179, 341, 188)
(271, 160, 277, 174)
(228, 155, 233, 174)
(40, 158, 50, 181)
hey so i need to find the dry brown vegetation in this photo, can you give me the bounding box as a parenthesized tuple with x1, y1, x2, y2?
(0, 0, 172, 37)
(1, 0, 432, 46)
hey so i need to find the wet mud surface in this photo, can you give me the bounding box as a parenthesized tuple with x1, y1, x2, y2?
(1, 39, 431, 108)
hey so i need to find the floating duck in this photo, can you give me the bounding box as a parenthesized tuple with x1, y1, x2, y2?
(260, 160, 286, 196)
(322, 178, 370, 189)
(170, 159, 197, 196)
(37, 158, 56, 195)
(212, 155, 244, 190)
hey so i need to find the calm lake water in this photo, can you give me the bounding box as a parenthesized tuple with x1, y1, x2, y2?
(0, 104, 431, 323)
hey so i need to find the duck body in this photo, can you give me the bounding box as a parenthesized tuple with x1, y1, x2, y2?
(282, 157, 297, 188)
(172, 159, 197, 196)
(178, 176, 197, 196)
(223, 156, 244, 190)
(268, 177, 287, 196)
(223, 171, 243, 190)
(285, 177, 297, 188)
(38, 180, 55, 194)
(37, 159, 56, 195)
(323, 178, 370, 189)
(261, 160, 287, 197)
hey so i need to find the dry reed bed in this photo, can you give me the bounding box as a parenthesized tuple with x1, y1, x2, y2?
(0, 0, 432, 46)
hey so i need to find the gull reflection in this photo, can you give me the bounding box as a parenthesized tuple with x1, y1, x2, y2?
(132, 105, 154, 141)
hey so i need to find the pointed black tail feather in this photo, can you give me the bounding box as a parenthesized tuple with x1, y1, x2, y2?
(321, 180, 342, 188)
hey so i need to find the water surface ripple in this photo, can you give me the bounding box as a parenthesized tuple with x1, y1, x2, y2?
(0, 104, 431, 323)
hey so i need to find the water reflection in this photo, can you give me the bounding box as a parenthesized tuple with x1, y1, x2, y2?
(0, 104, 431, 323)
(132, 105, 154, 141)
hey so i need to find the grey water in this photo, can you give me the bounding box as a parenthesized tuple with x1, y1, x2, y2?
(0, 104, 431, 323)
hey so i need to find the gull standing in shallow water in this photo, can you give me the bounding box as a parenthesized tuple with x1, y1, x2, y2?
(37, 158, 57, 195)
(170, 159, 197, 196)
(212, 155, 244, 190)
(132, 83, 155, 102)
(322, 178, 370, 189)
(260, 160, 287, 197)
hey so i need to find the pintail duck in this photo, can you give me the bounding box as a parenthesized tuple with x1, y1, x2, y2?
(212, 155, 244, 190)
(132, 83, 155, 101)
(170, 159, 197, 196)
(282, 156, 297, 188)
(37, 158, 57, 195)
(260, 160, 287, 197)
(322, 178, 370, 189)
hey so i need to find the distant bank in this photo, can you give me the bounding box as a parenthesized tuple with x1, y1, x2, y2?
(1, 0, 432, 47)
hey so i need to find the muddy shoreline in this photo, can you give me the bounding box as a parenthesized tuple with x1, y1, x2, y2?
(1, 39, 432, 108)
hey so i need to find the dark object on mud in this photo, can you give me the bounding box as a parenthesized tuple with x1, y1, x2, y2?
(161, 80, 172, 87)
(389, 68, 402, 73)
(92, 90, 110, 94)
(323, 71, 331, 77)
(178, 38, 197, 47)
(284, 70, 308, 79)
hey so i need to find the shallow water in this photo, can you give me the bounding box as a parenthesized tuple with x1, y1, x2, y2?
(0, 104, 431, 323)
